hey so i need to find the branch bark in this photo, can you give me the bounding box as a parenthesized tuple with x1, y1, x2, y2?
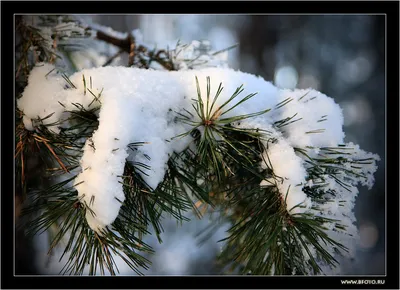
(96, 30, 131, 53)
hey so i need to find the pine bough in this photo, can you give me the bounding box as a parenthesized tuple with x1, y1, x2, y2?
(17, 42, 379, 276)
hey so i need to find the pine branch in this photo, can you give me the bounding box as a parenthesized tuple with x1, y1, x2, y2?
(16, 16, 380, 276)
(174, 76, 270, 183)
(21, 179, 153, 275)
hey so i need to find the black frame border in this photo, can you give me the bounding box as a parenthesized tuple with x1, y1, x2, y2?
(1, 1, 398, 289)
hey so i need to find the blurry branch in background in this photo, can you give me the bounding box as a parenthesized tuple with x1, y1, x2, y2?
(102, 49, 124, 67)
(92, 22, 238, 71)
(94, 28, 175, 70)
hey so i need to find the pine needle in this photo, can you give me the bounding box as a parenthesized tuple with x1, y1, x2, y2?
(33, 134, 69, 173)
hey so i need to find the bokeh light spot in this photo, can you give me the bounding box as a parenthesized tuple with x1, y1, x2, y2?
(274, 65, 298, 89)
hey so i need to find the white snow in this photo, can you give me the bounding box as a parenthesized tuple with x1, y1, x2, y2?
(54, 21, 87, 38)
(89, 22, 128, 40)
(17, 64, 66, 132)
(271, 88, 346, 148)
(260, 135, 312, 214)
(69, 48, 108, 70)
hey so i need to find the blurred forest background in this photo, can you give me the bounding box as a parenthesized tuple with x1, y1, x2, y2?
(16, 14, 385, 275)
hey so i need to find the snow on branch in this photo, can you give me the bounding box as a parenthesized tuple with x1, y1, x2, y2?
(17, 63, 379, 253)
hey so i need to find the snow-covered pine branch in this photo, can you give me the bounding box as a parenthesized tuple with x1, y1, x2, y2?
(18, 62, 379, 274)
(16, 16, 380, 275)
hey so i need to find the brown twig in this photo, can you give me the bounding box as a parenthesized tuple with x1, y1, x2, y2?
(21, 147, 25, 185)
(16, 61, 24, 79)
(128, 35, 135, 67)
(49, 33, 58, 64)
(96, 30, 131, 53)
(33, 134, 69, 173)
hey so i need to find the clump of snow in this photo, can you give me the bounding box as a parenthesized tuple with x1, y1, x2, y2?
(17, 64, 66, 132)
(68, 67, 192, 231)
(270, 88, 345, 148)
(18, 64, 281, 232)
(260, 135, 312, 214)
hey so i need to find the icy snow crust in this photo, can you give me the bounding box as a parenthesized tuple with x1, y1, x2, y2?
(18, 63, 378, 245)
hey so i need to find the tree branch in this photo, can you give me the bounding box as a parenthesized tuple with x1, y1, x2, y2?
(96, 30, 131, 53)
(94, 29, 175, 71)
